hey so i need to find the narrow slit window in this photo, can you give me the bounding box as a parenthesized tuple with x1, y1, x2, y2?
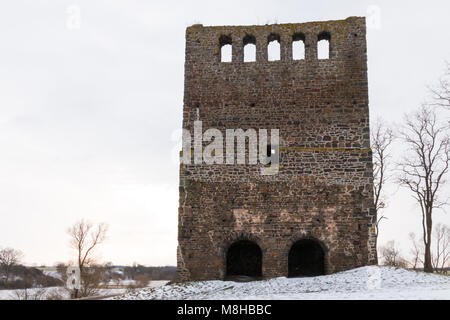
(267, 33, 280, 61)
(317, 32, 330, 60)
(219, 35, 232, 63)
(243, 34, 256, 62)
(266, 144, 272, 165)
(292, 33, 305, 60)
(266, 144, 273, 157)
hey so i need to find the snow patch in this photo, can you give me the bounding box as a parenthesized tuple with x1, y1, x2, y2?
(112, 266, 450, 300)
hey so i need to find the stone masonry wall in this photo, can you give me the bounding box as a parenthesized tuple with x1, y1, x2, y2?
(177, 17, 377, 281)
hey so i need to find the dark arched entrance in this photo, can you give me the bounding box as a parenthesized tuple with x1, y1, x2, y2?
(226, 240, 262, 278)
(288, 239, 325, 277)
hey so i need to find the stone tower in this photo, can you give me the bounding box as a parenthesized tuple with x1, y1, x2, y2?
(177, 17, 377, 281)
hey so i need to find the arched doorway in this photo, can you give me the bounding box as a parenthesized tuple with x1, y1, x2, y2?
(288, 239, 325, 277)
(226, 240, 262, 278)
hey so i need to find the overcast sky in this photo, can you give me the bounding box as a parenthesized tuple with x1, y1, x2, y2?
(0, 0, 449, 266)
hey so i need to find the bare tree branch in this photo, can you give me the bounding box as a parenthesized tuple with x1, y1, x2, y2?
(371, 119, 395, 262)
(432, 223, 450, 273)
(0, 247, 23, 284)
(397, 105, 450, 272)
(67, 220, 108, 298)
(380, 240, 408, 268)
(429, 61, 450, 110)
(409, 232, 423, 269)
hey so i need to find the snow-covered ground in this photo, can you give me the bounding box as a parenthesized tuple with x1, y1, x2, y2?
(0, 287, 67, 300)
(112, 266, 450, 300)
(0, 280, 169, 300)
(42, 270, 62, 281)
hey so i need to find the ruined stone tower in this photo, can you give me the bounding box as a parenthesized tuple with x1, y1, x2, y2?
(177, 17, 377, 281)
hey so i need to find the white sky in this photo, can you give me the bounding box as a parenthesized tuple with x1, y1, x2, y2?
(0, 0, 449, 266)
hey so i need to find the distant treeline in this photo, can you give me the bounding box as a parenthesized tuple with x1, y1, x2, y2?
(0, 265, 62, 289)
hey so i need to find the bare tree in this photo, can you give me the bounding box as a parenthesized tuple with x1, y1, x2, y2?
(432, 223, 450, 273)
(409, 225, 450, 272)
(11, 287, 47, 300)
(371, 119, 395, 259)
(56, 262, 68, 284)
(45, 288, 66, 300)
(380, 240, 408, 268)
(398, 105, 450, 272)
(77, 264, 108, 297)
(135, 274, 151, 288)
(0, 247, 23, 284)
(67, 220, 108, 298)
(429, 62, 450, 110)
(409, 232, 423, 270)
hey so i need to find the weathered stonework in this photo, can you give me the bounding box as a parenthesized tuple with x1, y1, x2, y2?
(177, 17, 377, 281)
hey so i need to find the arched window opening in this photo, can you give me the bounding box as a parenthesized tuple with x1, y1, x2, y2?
(219, 35, 232, 63)
(317, 32, 330, 60)
(243, 34, 256, 62)
(288, 239, 325, 277)
(267, 33, 280, 61)
(292, 33, 305, 60)
(226, 240, 262, 279)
